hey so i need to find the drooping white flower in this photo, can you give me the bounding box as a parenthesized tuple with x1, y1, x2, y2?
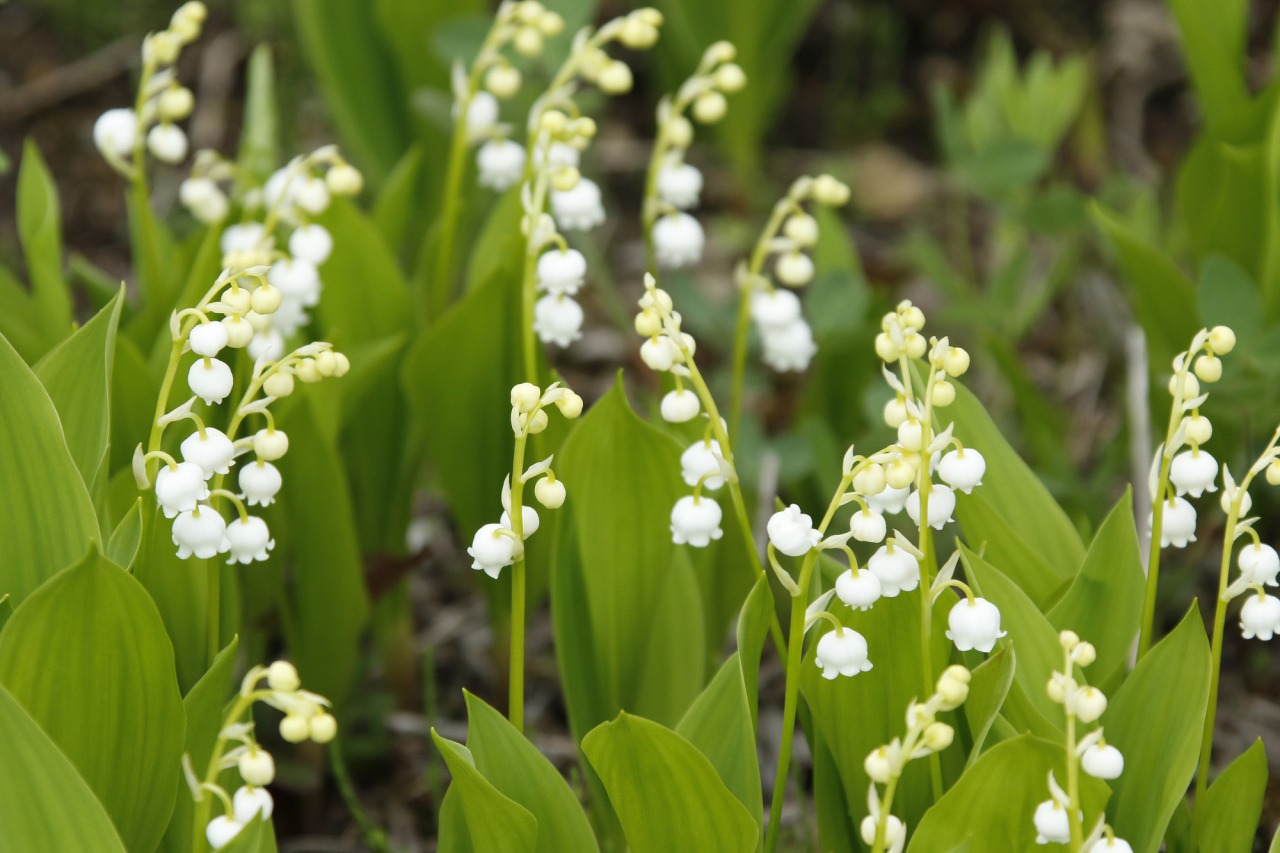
(232, 786, 274, 824)
(468, 523, 517, 579)
(760, 319, 817, 372)
(205, 816, 243, 850)
(476, 139, 526, 190)
(750, 289, 803, 330)
(835, 568, 882, 611)
(946, 597, 1006, 653)
(640, 335, 682, 372)
(1238, 543, 1280, 586)
(868, 545, 920, 597)
(532, 294, 584, 347)
(147, 123, 189, 163)
(1240, 593, 1280, 641)
(859, 814, 904, 849)
(1074, 687, 1108, 723)
(1081, 743, 1124, 780)
(775, 251, 814, 287)
(849, 509, 887, 543)
(1033, 800, 1072, 845)
(248, 328, 287, 362)
(155, 462, 211, 519)
(1153, 497, 1197, 548)
(460, 90, 500, 137)
(172, 506, 229, 559)
(500, 505, 540, 539)
(221, 222, 266, 256)
(533, 141, 580, 170)
(181, 428, 236, 477)
(269, 258, 322, 308)
(652, 213, 704, 268)
(905, 483, 957, 530)
(293, 175, 330, 215)
(1085, 837, 1134, 853)
(551, 177, 606, 231)
(180, 178, 229, 224)
(767, 504, 821, 557)
(656, 162, 703, 210)
(866, 484, 910, 515)
(289, 224, 333, 265)
(536, 248, 587, 296)
(188, 357, 234, 405)
(938, 448, 985, 494)
(225, 516, 275, 564)
(1169, 448, 1218, 498)
(235, 461, 281, 511)
(815, 628, 873, 679)
(93, 108, 138, 157)
(238, 747, 275, 786)
(189, 321, 229, 357)
(670, 495, 723, 547)
(660, 389, 701, 423)
(681, 440, 727, 490)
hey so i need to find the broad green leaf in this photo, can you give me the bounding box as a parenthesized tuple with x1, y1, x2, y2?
(0, 684, 127, 852)
(676, 654, 764, 836)
(1198, 256, 1262, 340)
(108, 498, 144, 569)
(1105, 606, 1211, 853)
(0, 262, 47, 364)
(908, 735, 1109, 851)
(1166, 0, 1250, 134)
(582, 713, 759, 853)
(949, 380, 1084, 583)
(110, 332, 160, 473)
(955, 491, 1070, 608)
(0, 333, 100, 606)
(812, 727, 858, 853)
(0, 548, 185, 852)
(35, 289, 123, 491)
(736, 574, 775, 730)
(1047, 489, 1145, 687)
(432, 731, 538, 852)
(1192, 739, 1268, 853)
(16, 139, 72, 360)
(962, 644, 1015, 766)
(458, 691, 599, 853)
(1090, 200, 1200, 365)
(315, 198, 413, 344)
(238, 44, 280, 184)
(372, 144, 427, 253)
(127, 176, 176, 312)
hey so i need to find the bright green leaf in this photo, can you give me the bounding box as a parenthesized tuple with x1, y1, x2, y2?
(16, 139, 72, 360)
(1192, 738, 1268, 853)
(432, 730, 538, 852)
(963, 644, 1015, 766)
(238, 44, 280, 184)
(108, 498, 144, 569)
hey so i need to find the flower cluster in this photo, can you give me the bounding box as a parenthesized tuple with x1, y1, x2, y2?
(189, 661, 335, 850)
(1214, 426, 1280, 641)
(861, 666, 970, 852)
(93, 2, 206, 175)
(739, 174, 850, 372)
(467, 382, 583, 578)
(1147, 326, 1236, 549)
(643, 41, 746, 270)
(1034, 631, 1129, 850)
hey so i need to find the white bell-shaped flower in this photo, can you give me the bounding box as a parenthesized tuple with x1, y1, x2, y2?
(225, 516, 275, 564)
(905, 483, 957, 530)
(147, 123, 189, 163)
(172, 506, 229, 559)
(238, 461, 282, 507)
(500, 505, 540, 540)
(750, 289, 803, 330)
(460, 90, 500, 137)
(468, 523, 517, 579)
(652, 212, 704, 268)
(189, 321, 229, 357)
(551, 177, 606, 231)
(670, 495, 723, 547)
(289, 224, 333, 265)
(293, 176, 330, 215)
(640, 335, 682, 372)
(849, 509, 887, 543)
(1085, 837, 1134, 853)
(94, 108, 137, 157)
(536, 248, 587, 296)
(656, 162, 703, 210)
(815, 628, 873, 679)
(533, 141, 580, 170)
(1238, 543, 1280, 586)
(866, 484, 910, 515)
(946, 597, 1007, 653)
(248, 328, 287, 362)
(188, 358, 234, 405)
(767, 504, 821, 557)
(938, 448, 985, 494)
(1170, 448, 1218, 497)
(760, 319, 817, 372)
(232, 786, 274, 824)
(1153, 497, 1197, 548)
(268, 258, 322, 307)
(1033, 800, 1072, 845)
(660, 389, 701, 423)
(681, 440, 726, 490)
(238, 748, 275, 786)
(859, 815, 904, 849)
(181, 428, 236, 477)
(1081, 743, 1124, 780)
(205, 816, 244, 850)
(181, 178, 230, 224)
(775, 251, 814, 287)
(221, 222, 266, 256)
(868, 545, 920, 597)
(155, 462, 211, 519)
(532, 294, 584, 347)
(835, 568, 882, 611)
(1074, 687, 1108, 723)
(1240, 593, 1280, 640)
(476, 138, 526, 190)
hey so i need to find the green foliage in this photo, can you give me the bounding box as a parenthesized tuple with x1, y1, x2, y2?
(1192, 739, 1268, 853)
(432, 731, 539, 852)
